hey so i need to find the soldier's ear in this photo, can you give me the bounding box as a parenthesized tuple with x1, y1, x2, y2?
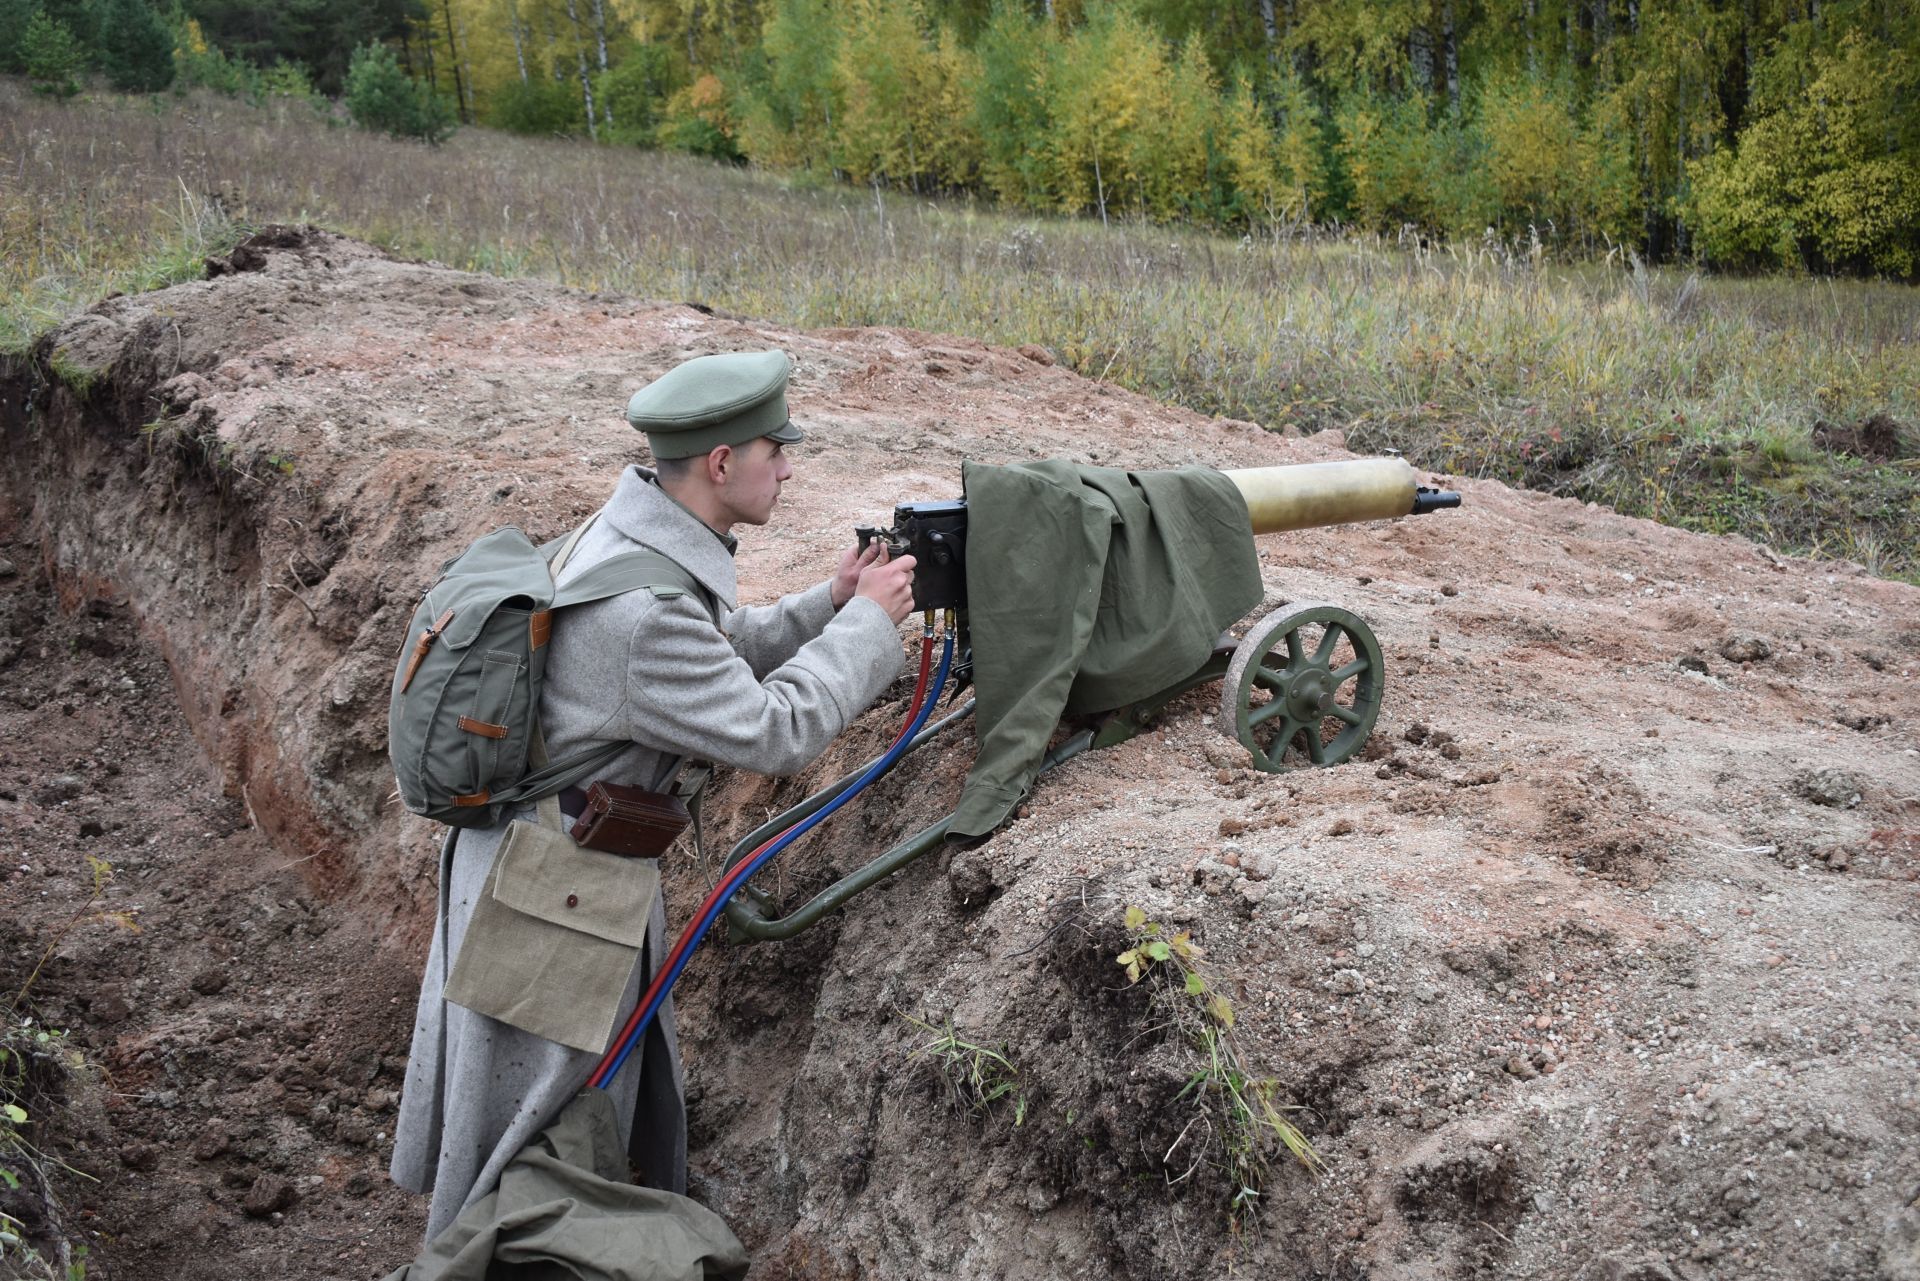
(705, 443, 734, 485)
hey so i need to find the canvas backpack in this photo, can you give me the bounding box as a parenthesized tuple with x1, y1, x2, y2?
(387, 516, 698, 828)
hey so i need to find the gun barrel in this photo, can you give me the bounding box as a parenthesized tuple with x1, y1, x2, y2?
(1222, 458, 1445, 535)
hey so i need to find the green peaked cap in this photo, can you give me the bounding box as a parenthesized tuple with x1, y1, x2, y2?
(626, 349, 806, 459)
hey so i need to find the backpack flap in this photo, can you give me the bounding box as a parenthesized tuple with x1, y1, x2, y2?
(434, 527, 560, 651)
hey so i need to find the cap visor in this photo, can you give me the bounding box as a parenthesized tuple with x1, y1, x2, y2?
(766, 419, 805, 445)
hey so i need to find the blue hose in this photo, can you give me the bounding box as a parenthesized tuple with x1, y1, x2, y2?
(595, 631, 955, 1085)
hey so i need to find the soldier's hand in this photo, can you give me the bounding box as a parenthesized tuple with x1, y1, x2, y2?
(831, 540, 885, 609)
(855, 553, 917, 624)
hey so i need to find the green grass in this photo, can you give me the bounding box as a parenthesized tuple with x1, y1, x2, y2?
(902, 1013, 1028, 1124)
(1118, 906, 1320, 1227)
(3, 79, 1916, 576)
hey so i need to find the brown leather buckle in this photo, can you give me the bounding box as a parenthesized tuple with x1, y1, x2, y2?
(457, 716, 509, 740)
(451, 790, 492, 807)
(399, 607, 457, 693)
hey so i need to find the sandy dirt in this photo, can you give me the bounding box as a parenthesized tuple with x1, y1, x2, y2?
(2, 227, 1917, 1281)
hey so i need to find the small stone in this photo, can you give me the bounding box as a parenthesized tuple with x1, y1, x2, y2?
(1218, 817, 1248, 837)
(1505, 1057, 1538, 1080)
(119, 1143, 160, 1171)
(1677, 655, 1710, 675)
(91, 991, 131, 1024)
(1440, 583, 1457, 597)
(1329, 818, 1356, 837)
(0, 558, 16, 578)
(242, 1174, 297, 1218)
(1439, 742, 1462, 760)
(1404, 722, 1431, 745)
(344, 1170, 377, 1198)
(1717, 633, 1773, 664)
(33, 775, 84, 805)
(1204, 742, 1250, 770)
(1355, 942, 1376, 959)
(193, 1128, 230, 1160)
(1192, 860, 1236, 896)
(947, 849, 997, 907)
(1534, 1014, 1552, 1030)
(1794, 768, 1862, 809)
(191, 968, 229, 996)
(1240, 850, 1278, 882)
(1331, 969, 1364, 995)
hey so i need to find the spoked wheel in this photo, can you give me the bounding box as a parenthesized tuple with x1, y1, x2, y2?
(1219, 602, 1385, 772)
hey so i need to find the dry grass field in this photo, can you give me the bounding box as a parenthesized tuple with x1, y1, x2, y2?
(4, 80, 1916, 576)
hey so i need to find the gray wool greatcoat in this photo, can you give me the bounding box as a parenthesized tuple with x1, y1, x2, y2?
(390, 465, 904, 1241)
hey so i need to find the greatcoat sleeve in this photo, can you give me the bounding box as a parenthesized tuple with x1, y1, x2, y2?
(629, 589, 901, 776)
(726, 579, 839, 679)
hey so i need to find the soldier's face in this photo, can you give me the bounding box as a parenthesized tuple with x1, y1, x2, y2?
(718, 437, 792, 527)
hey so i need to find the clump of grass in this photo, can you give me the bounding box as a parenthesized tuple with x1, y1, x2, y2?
(902, 1012, 1027, 1125)
(3, 81, 1914, 576)
(1117, 906, 1320, 1226)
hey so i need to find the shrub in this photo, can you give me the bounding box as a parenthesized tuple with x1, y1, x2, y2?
(260, 58, 323, 106)
(1219, 71, 1326, 229)
(344, 42, 455, 144)
(598, 43, 682, 146)
(1687, 30, 1920, 277)
(21, 10, 85, 97)
(0, 0, 43, 73)
(171, 17, 260, 99)
(658, 72, 739, 161)
(1333, 87, 1437, 230)
(98, 0, 174, 93)
(971, 6, 1057, 209)
(488, 74, 584, 136)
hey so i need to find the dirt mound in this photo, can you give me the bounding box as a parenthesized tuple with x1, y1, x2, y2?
(1812, 413, 1913, 463)
(3, 233, 1918, 1281)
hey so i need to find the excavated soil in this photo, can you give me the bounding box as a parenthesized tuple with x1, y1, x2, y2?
(2, 227, 1917, 1281)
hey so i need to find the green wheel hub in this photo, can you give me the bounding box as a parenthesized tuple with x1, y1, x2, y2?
(1218, 601, 1384, 772)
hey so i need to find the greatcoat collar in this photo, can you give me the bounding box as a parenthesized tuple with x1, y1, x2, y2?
(600, 465, 740, 611)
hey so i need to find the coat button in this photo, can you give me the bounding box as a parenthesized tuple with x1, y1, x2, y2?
(566, 893, 579, 908)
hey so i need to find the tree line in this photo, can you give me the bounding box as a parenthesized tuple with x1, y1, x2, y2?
(5, 0, 1916, 276)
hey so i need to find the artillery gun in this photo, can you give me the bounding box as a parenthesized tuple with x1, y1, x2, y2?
(726, 457, 1461, 941)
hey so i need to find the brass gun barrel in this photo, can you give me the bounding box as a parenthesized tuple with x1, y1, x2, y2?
(1221, 458, 1457, 535)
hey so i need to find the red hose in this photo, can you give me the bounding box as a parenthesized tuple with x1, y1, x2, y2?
(587, 629, 936, 1089)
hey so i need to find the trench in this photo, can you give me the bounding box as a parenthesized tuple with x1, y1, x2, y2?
(0, 297, 1232, 1281)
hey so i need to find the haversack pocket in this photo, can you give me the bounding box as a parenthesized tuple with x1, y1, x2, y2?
(443, 818, 659, 1053)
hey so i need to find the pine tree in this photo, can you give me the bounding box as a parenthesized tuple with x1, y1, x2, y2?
(22, 9, 86, 96)
(345, 41, 458, 141)
(98, 0, 175, 92)
(0, 0, 43, 73)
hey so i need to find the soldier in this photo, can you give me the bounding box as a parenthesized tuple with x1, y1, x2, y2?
(390, 349, 917, 1241)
